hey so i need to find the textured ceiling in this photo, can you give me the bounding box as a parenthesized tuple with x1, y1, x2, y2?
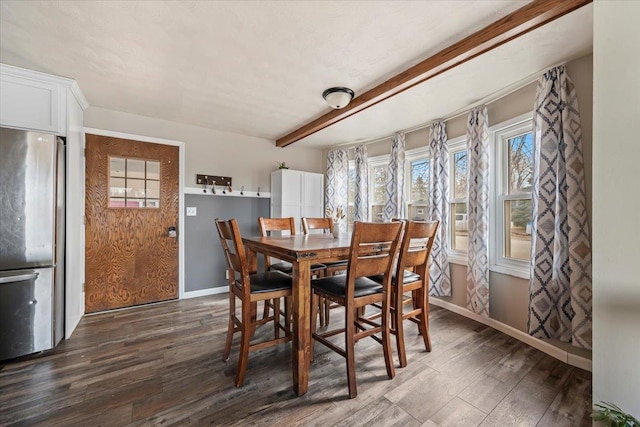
(0, 1, 592, 149)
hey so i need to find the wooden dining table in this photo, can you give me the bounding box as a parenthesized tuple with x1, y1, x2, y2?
(242, 233, 352, 396)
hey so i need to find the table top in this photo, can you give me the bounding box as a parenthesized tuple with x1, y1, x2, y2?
(242, 234, 351, 262)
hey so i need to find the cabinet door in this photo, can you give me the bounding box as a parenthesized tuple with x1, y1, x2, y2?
(282, 170, 303, 206)
(0, 73, 65, 135)
(303, 172, 324, 209)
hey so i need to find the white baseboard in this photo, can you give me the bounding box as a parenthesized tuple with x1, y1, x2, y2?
(183, 287, 228, 299)
(430, 297, 592, 372)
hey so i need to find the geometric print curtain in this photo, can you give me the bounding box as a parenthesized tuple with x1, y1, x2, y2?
(353, 145, 369, 222)
(466, 106, 490, 317)
(325, 148, 349, 233)
(384, 133, 406, 221)
(528, 66, 592, 349)
(428, 121, 452, 297)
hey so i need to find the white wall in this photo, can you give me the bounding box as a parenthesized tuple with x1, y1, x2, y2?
(84, 107, 324, 191)
(592, 1, 640, 417)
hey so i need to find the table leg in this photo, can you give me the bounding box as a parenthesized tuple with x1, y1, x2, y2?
(291, 259, 311, 396)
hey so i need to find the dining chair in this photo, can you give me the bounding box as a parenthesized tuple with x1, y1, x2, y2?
(310, 220, 404, 398)
(258, 217, 326, 321)
(216, 218, 292, 387)
(369, 220, 439, 367)
(301, 217, 349, 327)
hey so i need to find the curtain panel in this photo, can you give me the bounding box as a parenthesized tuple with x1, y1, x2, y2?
(384, 133, 406, 222)
(353, 145, 369, 222)
(428, 121, 452, 297)
(466, 106, 490, 317)
(325, 148, 349, 232)
(528, 66, 592, 349)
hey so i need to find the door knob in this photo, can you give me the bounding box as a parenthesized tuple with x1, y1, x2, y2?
(168, 226, 177, 238)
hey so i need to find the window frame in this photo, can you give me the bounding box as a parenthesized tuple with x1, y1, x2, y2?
(447, 136, 468, 265)
(368, 154, 389, 223)
(489, 113, 534, 279)
(404, 146, 431, 221)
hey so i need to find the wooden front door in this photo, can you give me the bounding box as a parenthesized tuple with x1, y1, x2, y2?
(85, 134, 179, 313)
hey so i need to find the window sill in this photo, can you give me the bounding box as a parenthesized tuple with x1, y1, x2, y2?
(446, 252, 531, 280)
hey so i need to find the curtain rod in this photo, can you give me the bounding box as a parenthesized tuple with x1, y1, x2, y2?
(332, 61, 565, 151)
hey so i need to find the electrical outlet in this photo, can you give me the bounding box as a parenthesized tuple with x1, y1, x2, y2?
(186, 206, 197, 216)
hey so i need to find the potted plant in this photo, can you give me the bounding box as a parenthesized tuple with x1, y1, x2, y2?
(591, 402, 639, 427)
(276, 161, 289, 170)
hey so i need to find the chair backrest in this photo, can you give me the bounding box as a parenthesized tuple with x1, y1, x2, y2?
(258, 217, 296, 236)
(396, 220, 439, 283)
(302, 217, 333, 235)
(346, 221, 404, 299)
(215, 218, 251, 297)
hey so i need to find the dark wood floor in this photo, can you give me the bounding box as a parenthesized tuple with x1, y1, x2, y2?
(0, 294, 592, 426)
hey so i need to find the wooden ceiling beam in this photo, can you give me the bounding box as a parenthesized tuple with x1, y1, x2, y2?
(276, 0, 592, 148)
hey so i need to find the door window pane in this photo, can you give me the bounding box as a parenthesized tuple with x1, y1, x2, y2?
(504, 199, 532, 260)
(508, 133, 534, 194)
(108, 157, 160, 209)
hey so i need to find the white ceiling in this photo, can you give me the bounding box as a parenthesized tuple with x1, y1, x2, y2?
(0, 1, 593, 150)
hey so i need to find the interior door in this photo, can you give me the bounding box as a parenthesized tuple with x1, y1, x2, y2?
(84, 134, 179, 313)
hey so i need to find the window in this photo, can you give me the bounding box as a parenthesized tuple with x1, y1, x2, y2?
(108, 157, 160, 208)
(369, 155, 388, 223)
(492, 115, 534, 277)
(405, 148, 430, 221)
(449, 138, 468, 253)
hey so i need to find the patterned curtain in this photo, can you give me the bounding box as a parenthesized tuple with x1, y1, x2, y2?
(466, 106, 490, 316)
(325, 149, 349, 232)
(353, 145, 369, 222)
(428, 122, 452, 297)
(384, 133, 406, 221)
(528, 66, 592, 349)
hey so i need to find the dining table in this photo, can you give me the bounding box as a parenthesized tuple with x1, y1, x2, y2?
(242, 232, 352, 396)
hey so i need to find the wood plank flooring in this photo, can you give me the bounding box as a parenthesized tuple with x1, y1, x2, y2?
(0, 295, 592, 426)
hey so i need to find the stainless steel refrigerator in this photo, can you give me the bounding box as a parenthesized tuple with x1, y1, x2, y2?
(0, 127, 65, 361)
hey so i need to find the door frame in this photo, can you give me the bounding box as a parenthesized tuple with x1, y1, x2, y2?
(81, 127, 186, 306)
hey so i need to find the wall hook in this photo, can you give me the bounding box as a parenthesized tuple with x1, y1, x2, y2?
(222, 184, 226, 195)
(240, 186, 244, 196)
(226, 181, 232, 193)
(257, 186, 260, 197)
(202, 183, 207, 194)
(211, 184, 216, 195)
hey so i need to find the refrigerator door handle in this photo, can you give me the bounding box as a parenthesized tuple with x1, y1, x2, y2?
(0, 272, 39, 284)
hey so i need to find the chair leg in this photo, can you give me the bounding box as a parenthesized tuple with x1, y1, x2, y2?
(235, 305, 252, 388)
(274, 297, 281, 339)
(417, 288, 432, 352)
(223, 292, 235, 361)
(319, 297, 326, 327)
(395, 288, 408, 368)
(345, 305, 358, 398)
(381, 298, 396, 379)
(310, 293, 318, 362)
(262, 299, 271, 320)
(324, 298, 331, 326)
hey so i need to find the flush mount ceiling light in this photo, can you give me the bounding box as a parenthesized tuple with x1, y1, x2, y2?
(322, 87, 355, 109)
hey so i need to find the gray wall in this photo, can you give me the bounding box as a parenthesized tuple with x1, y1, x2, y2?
(184, 194, 269, 292)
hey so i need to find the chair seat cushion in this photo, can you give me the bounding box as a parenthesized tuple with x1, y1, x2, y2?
(369, 270, 421, 286)
(271, 261, 327, 273)
(245, 271, 292, 293)
(311, 275, 383, 298)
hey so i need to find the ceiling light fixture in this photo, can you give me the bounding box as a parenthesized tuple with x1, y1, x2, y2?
(322, 87, 355, 109)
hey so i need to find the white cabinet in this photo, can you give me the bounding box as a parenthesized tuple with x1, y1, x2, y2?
(270, 169, 324, 234)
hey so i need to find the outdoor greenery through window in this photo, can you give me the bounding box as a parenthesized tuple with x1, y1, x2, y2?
(502, 128, 534, 261)
(450, 147, 468, 251)
(370, 162, 387, 223)
(407, 156, 430, 221)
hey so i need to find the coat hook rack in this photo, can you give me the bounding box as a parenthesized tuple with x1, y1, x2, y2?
(196, 174, 232, 188)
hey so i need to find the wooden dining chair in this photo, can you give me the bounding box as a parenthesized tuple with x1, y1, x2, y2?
(310, 221, 404, 398)
(369, 220, 439, 367)
(258, 217, 326, 321)
(216, 218, 292, 387)
(301, 217, 349, 327)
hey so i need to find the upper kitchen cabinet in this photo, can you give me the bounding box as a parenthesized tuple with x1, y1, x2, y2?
(0, 63, 87, 135)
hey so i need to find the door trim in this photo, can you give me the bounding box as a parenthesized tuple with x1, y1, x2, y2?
(81, 127, 186, 300)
